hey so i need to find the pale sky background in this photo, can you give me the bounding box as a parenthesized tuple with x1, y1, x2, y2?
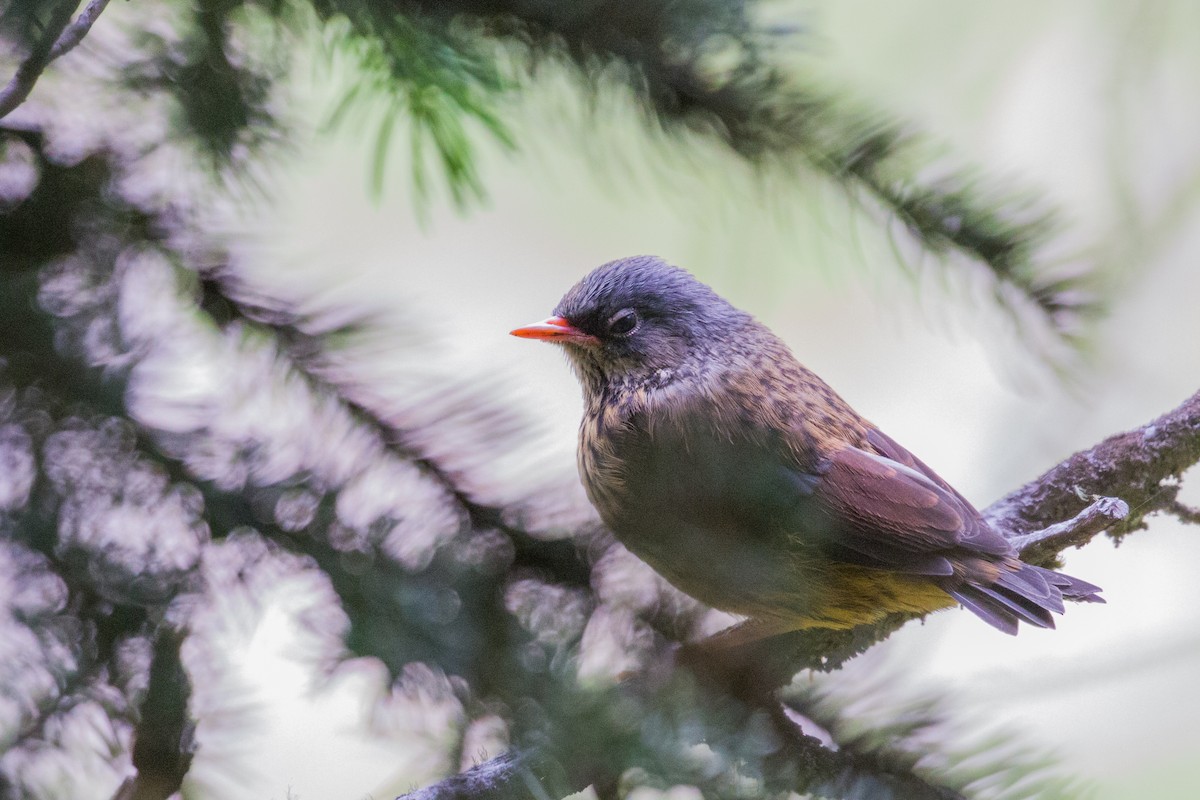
(161, 2, 1200, 798)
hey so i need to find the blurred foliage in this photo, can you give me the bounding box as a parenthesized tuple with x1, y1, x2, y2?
(317, 6, 515, 207)
(0, 1, 1126, 798)
(781, 674, 1090, 800)
(122, 1, 281, 164)
(308, 0, 1088, 342)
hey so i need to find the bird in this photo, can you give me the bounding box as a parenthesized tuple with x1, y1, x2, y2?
(511, 255, 1102, 644)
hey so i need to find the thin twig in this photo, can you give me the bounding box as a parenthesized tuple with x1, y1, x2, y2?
(49, 0, 112, 60)
(0, 0, 113, 120)
(1010, 496, 1129, 564)
(0, 0, 78, 119)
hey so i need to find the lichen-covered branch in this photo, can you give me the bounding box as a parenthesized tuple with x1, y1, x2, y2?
(397, 751, 571, 800)
(1008, 497, 1129, 566)
(984, 388, 1200, 550)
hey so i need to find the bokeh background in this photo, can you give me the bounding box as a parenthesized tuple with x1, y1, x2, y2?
(3, 1, 1199, 798)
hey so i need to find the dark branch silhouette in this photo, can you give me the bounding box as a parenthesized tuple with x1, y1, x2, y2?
(0, 0, 112, 119)
(111, 627, 195, 800)
(986, 388, 1200, 556)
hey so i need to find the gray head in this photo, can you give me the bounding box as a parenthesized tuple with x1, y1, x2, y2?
(511, 256, 752, 393)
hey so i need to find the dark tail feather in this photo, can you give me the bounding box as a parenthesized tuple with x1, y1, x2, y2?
(995, 565, 1063, 613)
(945, 563, 1104, 634)
(1035, 566, 1105, 603)
(946, 587, 1019, 634)
(947, 582, 1055, 634)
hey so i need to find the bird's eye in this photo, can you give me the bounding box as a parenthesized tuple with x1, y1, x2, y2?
(606, 309, 639, 337)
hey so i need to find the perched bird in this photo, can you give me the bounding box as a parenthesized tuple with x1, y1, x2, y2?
(511, 256, 1102, 643)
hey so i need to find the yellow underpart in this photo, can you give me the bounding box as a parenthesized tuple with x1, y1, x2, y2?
(740, 565, 961, 631)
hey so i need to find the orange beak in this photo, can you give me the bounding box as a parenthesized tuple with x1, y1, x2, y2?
(510, 316, 599, 346)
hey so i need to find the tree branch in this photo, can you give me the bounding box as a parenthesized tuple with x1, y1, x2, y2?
(983, 388, 1200, 553)
(0, 0, 112, 120)
(48, 0, 111, 61)
(1008, 496, 1129, 565)
(398, 751, 570, 800)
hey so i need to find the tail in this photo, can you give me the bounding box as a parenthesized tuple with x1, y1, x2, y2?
(945, 564, 1104, 635)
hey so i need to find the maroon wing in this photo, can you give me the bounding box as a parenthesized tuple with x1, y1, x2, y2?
(862, 427, 1014, 557)
(798, 438, 1009, 568)
(793, 428, 1100, 633)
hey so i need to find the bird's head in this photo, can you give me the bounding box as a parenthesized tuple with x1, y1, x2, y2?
(511, 256, 752, 395)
